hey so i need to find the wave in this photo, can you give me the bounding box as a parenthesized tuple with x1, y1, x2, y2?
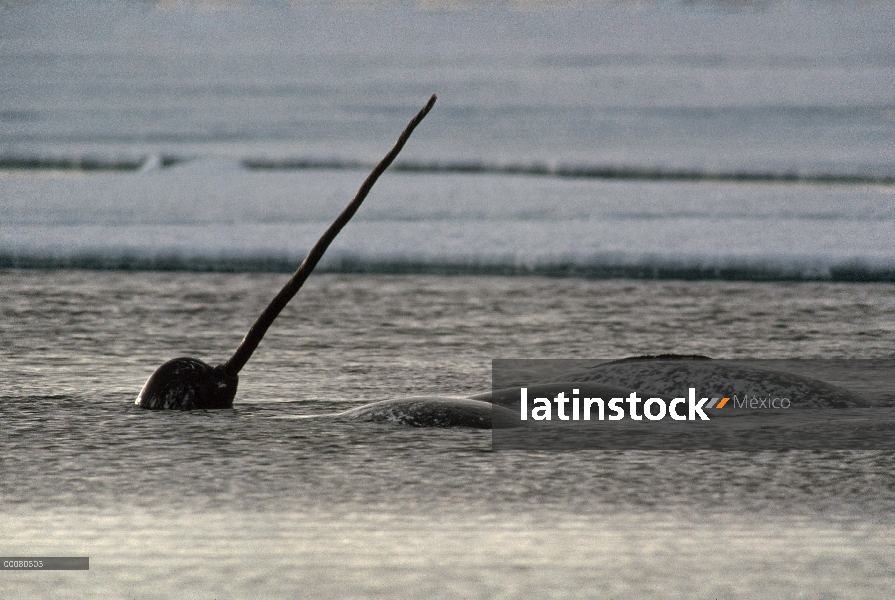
(2, 153, 892, 185)
(0, 155, 178, 172)
(2, 252, 893, 282)
(251, 159, 895, 185)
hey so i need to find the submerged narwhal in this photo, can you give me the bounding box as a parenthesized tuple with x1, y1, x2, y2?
(136, 95, 437, 411)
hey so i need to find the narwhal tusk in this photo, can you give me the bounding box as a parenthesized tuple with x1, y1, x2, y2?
(223, 93, 436, 376)
(136, 94, 436, 410)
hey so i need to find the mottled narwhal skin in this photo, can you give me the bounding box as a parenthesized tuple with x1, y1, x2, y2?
(336, 397, 521, 428)
(137, 358, 238, 410)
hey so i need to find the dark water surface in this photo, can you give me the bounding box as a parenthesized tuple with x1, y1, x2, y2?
(2, 271, 895, 597)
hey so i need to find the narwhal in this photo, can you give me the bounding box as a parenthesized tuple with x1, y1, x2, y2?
(476, 354, 877, 416)
(136, 93, 874, 426)
(136, 95, 439, 412)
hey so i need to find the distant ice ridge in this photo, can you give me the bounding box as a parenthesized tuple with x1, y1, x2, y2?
(2, 152, 894, 185)
(1, 221, 893, 281)
(1, 164, 893, 280)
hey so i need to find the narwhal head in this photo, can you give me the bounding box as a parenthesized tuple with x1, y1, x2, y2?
(134, 95, 436, 411)
(136, 357, 238, 410)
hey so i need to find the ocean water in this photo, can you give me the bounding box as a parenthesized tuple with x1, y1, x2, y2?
(2, 1, 895, 598)
(3, 272, 895, 597)
(1, 0, 894, 279)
